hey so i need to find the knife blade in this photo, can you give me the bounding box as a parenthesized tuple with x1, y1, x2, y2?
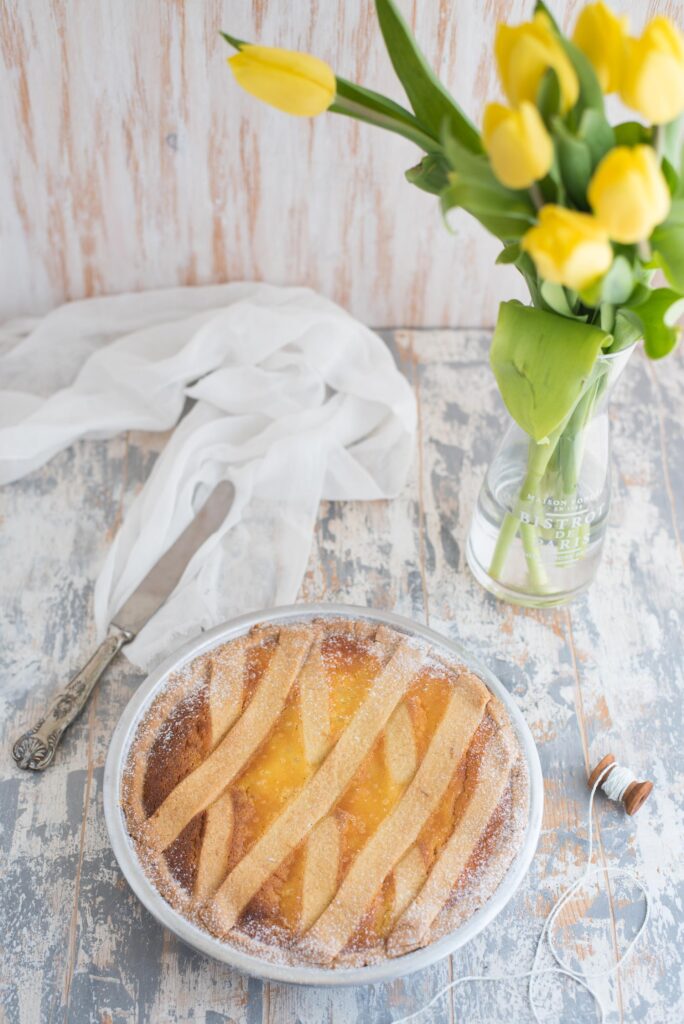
(12, 480, 234, 771)
(112, 480, 234, 635)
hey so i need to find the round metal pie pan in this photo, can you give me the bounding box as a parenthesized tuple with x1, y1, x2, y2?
(104, 603, 543, 986)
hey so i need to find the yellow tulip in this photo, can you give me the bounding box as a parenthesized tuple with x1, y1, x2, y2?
(588, 145, 671, 244)
(482, 102, 553, 189)
(228, 45, 336, 117)
(572, 2, 628, 92)
(495, 12, 579, 113)
(522, 206, 612, 291)
(620, 17, 684, 124)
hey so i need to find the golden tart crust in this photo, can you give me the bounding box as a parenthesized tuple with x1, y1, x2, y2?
(122, 618, 528, 968)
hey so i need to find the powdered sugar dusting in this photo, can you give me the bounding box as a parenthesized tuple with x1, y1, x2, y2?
(120, 614, 531, 969)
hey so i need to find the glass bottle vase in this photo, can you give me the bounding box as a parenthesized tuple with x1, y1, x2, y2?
(466, 345, 634, 607)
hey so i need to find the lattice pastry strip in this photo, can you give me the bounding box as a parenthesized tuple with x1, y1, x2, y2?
(206, 637, 247, 748)
(299, 639, 331, 767)
(143, 625, 317, 852)
(300, 815, 342, 933)
(194, 790, 234, 900)
(192, 636, 250, 900)
(389, 847, 428, 927)
(298, 623, 398, 934)
(383, 702, 417, 785)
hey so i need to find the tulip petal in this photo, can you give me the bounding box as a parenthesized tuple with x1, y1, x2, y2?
(522, 205, 612, 291)
(482, 102, 553, 190)
(495, 12, 580, 113)
(588, 145, 671, 243)
(229, 45, 335, 117)
(572, 2, 628, 93)
(620, 17, 684, 124)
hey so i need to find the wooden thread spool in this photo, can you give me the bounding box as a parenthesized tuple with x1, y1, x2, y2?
(588, 753, 653, 816)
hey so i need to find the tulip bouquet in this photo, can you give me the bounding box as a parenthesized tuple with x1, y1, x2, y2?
(223, 1, 684, 604)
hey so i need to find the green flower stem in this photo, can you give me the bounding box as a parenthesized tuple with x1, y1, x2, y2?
(329, 95, 439, 152)
(488, 509, 520, 581)
(558, 366, 607, 496)
(489, 433, 561, 586)
(559, 390, 593, 496)
(520, 520, 549, 590)
(529, 182, 544, 211)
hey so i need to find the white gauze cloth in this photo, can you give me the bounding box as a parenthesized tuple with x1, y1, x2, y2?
(0, 283, 416, 668)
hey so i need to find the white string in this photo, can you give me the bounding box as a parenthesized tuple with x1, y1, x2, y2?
(600, 765, 636, 803)
(391, 764, 651, 1024)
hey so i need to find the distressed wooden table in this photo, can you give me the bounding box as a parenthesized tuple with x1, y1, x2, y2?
(1, 329, 682, 1024)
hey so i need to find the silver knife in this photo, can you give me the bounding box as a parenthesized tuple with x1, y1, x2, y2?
(12, 480, 234, 771)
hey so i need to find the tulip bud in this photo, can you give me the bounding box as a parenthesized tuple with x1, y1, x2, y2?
(620, 17, 684, 125)
(522, 206, 613, 291)
(228, 45, 336, 117)
(495, 12, 579, 113)
(572, 2, 628, 93)
(588, 145, 671, 244)
(482, 102, 553, 189)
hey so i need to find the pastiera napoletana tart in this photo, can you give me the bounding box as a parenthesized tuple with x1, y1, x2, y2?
(122, 617, 528, 967)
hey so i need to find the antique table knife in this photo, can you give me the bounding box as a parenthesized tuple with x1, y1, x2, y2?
(12, 480, 234, 771)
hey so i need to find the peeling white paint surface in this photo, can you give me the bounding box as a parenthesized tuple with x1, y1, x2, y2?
(1, 331, 682, 1023)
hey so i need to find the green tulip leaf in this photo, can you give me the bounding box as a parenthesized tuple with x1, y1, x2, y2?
(496, 243, 522, 265)
(553, 120, 592, 207)
(540, 154, 566, 205)
(331, 77, 440, 151)
(608, 310, 646, 353)
(374, 0, 481, 153)
(441, 129, 536, 206)
(537, 68, 561, 124)
(600, 303, 615, 333)
(623, 288, 684, 359)
(405, 153, 450, 194)
(651, 227, 684, 291)
(445, 175, 535, 218)
(661, 157, 680, 197)
(333, 78, 435, 135)
(578, 109, 615, 167)
(513, 252, 548, 310)
(439, 130, 535, 241)
(662, 117, 683, 170)
(560, 39, 604, 115)
(490, 301, 608, 440)
(651, 205, 684, 292)
(600, 256, 635, 305)
(441, 178, 535, 241)
(614, 121, 653, 147)
(441, 129, 501, 187)
(540, 281, 575, 317)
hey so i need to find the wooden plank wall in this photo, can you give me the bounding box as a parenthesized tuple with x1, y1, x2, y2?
(1, 0, 679, 328)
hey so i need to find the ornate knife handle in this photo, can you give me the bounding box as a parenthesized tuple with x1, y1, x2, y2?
(12, 625, 133, 771)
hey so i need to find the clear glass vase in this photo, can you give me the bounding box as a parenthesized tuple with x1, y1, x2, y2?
(466, 345, 634, 607)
